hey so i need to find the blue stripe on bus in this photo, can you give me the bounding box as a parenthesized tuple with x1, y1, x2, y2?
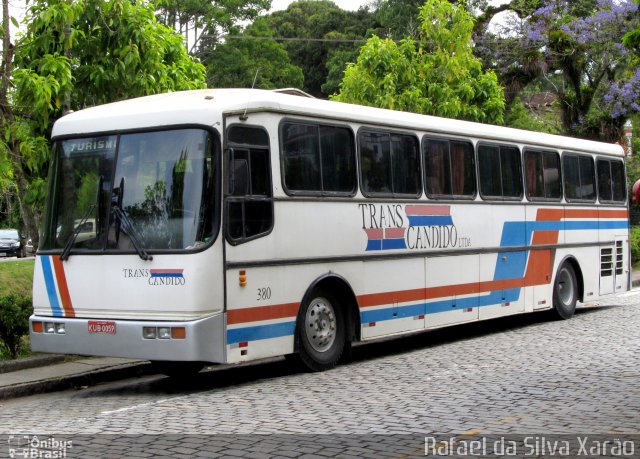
(408, 216, 453, 227)
(227, 218, 628, 343)
(502, 220, 627, 247)
(360, 288, 522, 323)
(382, 238, 407, 250)
(227, 321, 296, 344)
(366, 240, 382, 251)
(40, 256, 63, 317)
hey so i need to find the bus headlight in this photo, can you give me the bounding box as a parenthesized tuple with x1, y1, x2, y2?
(157, 327, 171, 339)
(55, 323, 66, 334)
(142, 327, 157, 339)
(45, 322, 56, 333)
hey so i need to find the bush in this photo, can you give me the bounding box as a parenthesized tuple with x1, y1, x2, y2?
(631, 226, 640, 266)
(0, 294, 32, 359)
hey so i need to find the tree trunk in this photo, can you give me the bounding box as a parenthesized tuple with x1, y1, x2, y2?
(1, 0, 40, 247)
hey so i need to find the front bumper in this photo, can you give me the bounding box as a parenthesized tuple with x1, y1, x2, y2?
(0, 248, 20, 257)
(30, 314, 226, 363)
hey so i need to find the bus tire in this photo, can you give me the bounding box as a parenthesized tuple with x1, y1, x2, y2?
(551, 263, 578, 320)
(151, 361, 204, 378)
(296, 289, 345, 372)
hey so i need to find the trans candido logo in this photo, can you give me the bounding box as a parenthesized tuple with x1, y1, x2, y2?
(359, 204, 471, 251)
(122, 268, 185, 286)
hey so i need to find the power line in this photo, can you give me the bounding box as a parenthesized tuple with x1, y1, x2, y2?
(225, 35, 368, 44)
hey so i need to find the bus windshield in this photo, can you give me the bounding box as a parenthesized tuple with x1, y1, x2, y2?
(41, 128, 218, 254)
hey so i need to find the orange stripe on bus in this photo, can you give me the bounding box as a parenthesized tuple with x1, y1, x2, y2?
(538, 208, 627, 221)
(52, 256, 75, 317)
(227, 302, 299, 325)
(531, 230, 558, 245)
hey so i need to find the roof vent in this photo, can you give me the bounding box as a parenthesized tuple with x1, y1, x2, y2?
(272, 88, 315, 98)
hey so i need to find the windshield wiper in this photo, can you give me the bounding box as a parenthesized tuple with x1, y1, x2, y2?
(60, 204, 96, 261)
(112, 205, 153, 261)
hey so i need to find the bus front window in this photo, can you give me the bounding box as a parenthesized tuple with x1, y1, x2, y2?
(42, 129, 218, 255)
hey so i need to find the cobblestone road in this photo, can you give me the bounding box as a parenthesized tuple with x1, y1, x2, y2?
(1, 293, 639, 458)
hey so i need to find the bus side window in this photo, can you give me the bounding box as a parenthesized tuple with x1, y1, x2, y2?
(226, 126, 273, 244)
(597, 158, 626, 204)
(359, 129, 420, 198)
(280, 121, 356, 196)
(478, 143, 522, 200)
(423, 137, 475, 198)
(524, 149, 561, 201)
(563, 154, 596, 202)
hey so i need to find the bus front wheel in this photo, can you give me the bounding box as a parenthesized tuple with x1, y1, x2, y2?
(296, 290, 346, 372)
(551, 263, 578, 320)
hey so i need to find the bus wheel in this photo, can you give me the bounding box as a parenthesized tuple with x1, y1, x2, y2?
(296, 290, 345, 372)
(552, 263, 578, 320)
(151, 361, 204, 378)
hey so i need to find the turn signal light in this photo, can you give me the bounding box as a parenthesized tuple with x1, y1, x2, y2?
(239, 269, 247, 287)
(32, 321, 43, 333)
(171, 327, 186, 339)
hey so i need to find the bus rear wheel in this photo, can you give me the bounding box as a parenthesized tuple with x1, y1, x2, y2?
(551, 263, 578, 320)
(295, 289, 345, 372)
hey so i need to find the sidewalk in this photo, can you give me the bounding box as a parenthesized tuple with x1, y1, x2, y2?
(1, 272, 639, 400)
(0, 356, 151, 400)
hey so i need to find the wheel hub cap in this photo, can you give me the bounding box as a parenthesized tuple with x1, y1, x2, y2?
(305, 298, 336, 352)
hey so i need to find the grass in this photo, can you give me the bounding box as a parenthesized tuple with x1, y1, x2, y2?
(0, 259, 34, 297)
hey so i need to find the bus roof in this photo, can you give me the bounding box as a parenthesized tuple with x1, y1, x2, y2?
(52, 88, 625, 157)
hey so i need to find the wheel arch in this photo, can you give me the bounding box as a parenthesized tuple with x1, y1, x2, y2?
(557, 255, 584, 302)
(294, 273, 361, 351)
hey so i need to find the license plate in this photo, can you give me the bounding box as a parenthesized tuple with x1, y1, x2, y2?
(88, 321, 116, 334)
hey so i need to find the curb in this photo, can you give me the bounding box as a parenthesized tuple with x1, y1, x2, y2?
(0, 361, 152, 401)
(0, 355, 66, 374)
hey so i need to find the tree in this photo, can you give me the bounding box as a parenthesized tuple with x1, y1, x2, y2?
(206, 17, 304, 89)
(374, 0, 423, 39)
(262, 1, 380, 97)
(1, 0, 206, 245)
(156, 0, 271, 55)
(1, 0, 44, 239)
(476, 0, 639, 140)
(333, 0, 505, 124)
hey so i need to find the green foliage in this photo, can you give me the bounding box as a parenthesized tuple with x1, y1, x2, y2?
(207, 18, 304, 89)
(626, 147, 640, 225)
(0, 294, 32, 359)
(260, 0, 380, 97)
(506, 97, 561, 133)
(477, 0, 639, 141)
(333, 0, 505, 124)
(157, 0, 270, 53)
(630, 226, 640, 265)
(14, 0, 207, 131)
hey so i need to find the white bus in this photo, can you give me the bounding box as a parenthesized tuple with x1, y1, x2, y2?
(30, 89, 630, 373)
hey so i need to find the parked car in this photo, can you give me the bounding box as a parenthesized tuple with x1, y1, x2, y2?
(0, 228, 26, 258)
